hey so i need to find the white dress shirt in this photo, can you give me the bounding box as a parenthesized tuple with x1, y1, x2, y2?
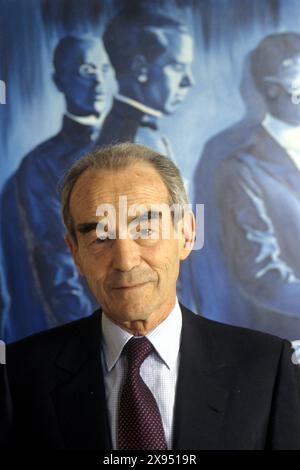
(100, 297, 182, 450)
(262, 113, 300, 170)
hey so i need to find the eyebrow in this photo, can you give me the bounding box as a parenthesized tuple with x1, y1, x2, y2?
(132, 210, 162, 224)
(75, 221, 98, 235)
(75, 211, 162, 236)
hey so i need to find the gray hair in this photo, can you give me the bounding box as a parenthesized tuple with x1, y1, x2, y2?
(60, 142, 189, 242)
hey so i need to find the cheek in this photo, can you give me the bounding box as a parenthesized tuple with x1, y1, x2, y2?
(146, 242, 180, 278)
(148, 71, 169, 100)
(77, 245, 106, 276)
(162, 70, 181, 94)
(80, 256, 108, 295)
(73, 81, 94, 100)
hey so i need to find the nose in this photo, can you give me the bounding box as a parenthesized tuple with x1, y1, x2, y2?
(111, 237, 141, 272)
(93, 70, 103, 85)
(181, 67, 195, 88)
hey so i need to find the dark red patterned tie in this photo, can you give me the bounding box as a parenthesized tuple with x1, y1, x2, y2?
(118, 336, 168, 450)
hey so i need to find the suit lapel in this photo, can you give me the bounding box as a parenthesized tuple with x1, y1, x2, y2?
(51, 311, 112, 450)
(173, 304, 231, 450)
(254, 126, 300, 198)
(50, 305, 233, 450)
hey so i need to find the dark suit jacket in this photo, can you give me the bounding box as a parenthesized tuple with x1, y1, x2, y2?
(96, 99, 173, 159)
(5, 303, 300, 450)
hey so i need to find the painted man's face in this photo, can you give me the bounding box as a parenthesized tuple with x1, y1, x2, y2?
(143, 33, 194, 115)
(56, 40, 113, 116)
(264, 55, 300, 125)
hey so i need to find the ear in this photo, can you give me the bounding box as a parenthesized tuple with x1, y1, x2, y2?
(131, 54, 149, 83)
(265, 83, 281, 100)
(52, 72, 64, 93)
(178, 210, 196, 261)
(64, 233, 84, 276)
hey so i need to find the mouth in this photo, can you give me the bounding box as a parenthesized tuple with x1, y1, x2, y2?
(113, 282, 149, 290)
(172, 96, 185, 105)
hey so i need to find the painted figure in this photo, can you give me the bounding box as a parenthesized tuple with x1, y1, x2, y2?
(1, 36, 113, 341)
(193, 33, 300, 340)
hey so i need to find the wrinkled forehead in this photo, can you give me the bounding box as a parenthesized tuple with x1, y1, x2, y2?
(59, 40, 109, 71)
(69, 166, 170, 224)
(82, 41, 110, 64)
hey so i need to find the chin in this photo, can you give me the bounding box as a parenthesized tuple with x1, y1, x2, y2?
(95, 104, 106, 114)
(117, 302, 148, 318)
(122, 302, 147, 314)
(164, 104, 179, 115)
(114, 312, 148, 328)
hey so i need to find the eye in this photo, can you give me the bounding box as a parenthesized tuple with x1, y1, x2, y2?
(140, 228, 153, 236)
(79, 63, 97, 77)
(90, 237, 108, 246)
(138, 227, 160, 239)
(171, 63, 185, 72)
(95, 238, 107, 243)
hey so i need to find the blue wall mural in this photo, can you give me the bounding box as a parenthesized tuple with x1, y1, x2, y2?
(1, 0, 300, 342)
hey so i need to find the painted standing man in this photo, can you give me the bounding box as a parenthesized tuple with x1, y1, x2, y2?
(1, 36, 113, 341)
(97, 6, 195, 162)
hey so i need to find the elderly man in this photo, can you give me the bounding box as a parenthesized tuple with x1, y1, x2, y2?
(4, 142, 300, 450)
(96, 6, 194, 162)
(1, 35, 113, 342)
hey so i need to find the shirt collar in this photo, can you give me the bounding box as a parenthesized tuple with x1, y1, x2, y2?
(101, 297, 182, 373)
(262, 112, 300, 152)
(66, 111, 104, 128)
(115, 93, 163, 118)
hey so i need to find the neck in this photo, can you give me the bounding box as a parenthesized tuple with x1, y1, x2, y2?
(104, 296, 176, 336)
(267, 102, 300, 126)
(66, 103, 101, 118)
(116, 79, 163, 118)
(66, 111, 103, 127)
(265, 112, 300, 127)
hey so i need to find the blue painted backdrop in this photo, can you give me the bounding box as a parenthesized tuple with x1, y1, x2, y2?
(1, 0, 300, 342)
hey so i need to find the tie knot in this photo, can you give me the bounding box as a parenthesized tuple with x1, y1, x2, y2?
(122, 336, 153, 372)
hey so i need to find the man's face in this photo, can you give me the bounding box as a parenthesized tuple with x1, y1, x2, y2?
(66, 164, 193, 332)
(142, 33, 194, 114)
(55, 40, 113, 116)
(264, 55, 300, 125)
